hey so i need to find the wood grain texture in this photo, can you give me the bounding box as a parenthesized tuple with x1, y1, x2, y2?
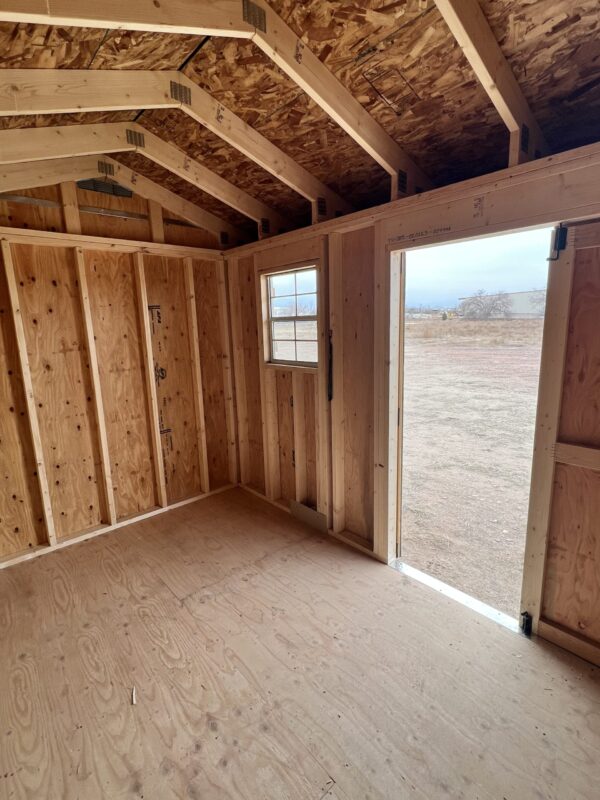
(559, 246, 600, 447)
(1, 186, 64, 232)
(144, 255, 202, 503)
(543, 463, 600, 645)
(341, 228, 374, 542)
(304, 372, 318, 510)
(275, 369, 295, 506)
(0, 257, 45, 556)
(192, 259, 230, 489)
(11, 243, 103, 539)
(237, 256, 265, 494)
(0, 488, 598, 799)
(84, 250, 157, 519)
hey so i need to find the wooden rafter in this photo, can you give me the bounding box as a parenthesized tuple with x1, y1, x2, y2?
(0, 155, 240, 243)
(434, 0, 549, 166)
(0, 122, 287, 236)
(0, 69, 352, 220)
(0, 0, 254, 36)
(0, 0, 432, 197)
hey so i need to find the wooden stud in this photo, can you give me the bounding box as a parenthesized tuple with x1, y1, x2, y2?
(291, 371, 307, 504)
(520, 233, 575, 631)
(255, 270, 280, 501)
(59, 181, 81, 234)
(133, 252, 168, 508)
(148, 200, 165, 243)
(0, 224, 221, 259)
(434, 0, 549, 166)
(73, 247, 117, 525)
(227, 258, 250, 485)
(373, 226, 402, 563)
(315, 241, 331, 523)
(328, 232, 345, 533)
(1, 239, 56, 545)
(216, 259, 239, 484)
(554, 442, 600, 472)
(184, 257, 210, 494)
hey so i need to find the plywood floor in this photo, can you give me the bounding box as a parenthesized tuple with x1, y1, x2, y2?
(0, 488, 598, 800)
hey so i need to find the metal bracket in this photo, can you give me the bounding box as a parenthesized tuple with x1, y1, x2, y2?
(521, 123, 530, 155)
(126, 128, 145, 148)
(520, 611, 533, 637)
(397, 169, 408, 195)
(548, 224, 568, 261)
(169, 80, 191, 105)
(242, 0, 266, 32)
(97, 160, 114, 177)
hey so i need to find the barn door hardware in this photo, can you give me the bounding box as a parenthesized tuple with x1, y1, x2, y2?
(547, 224, 568, 261)
(520, 610, 533, 637)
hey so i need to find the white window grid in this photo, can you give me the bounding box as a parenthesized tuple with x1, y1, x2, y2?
(267, 267, 318, 367)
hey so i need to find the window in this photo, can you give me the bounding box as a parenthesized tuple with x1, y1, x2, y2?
(267, 267, 318, 366)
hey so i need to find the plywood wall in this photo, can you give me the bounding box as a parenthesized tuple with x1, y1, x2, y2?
(193, 259, 235, 489)
(228, 235, 333, 529)
(0, 237, 229, 562)
(11, 244, 106, 539)
(0, 264, 45, 556)
(85, 250, 158, 519)
(340, 228, 375, 542)
(144, 256, 203, 504)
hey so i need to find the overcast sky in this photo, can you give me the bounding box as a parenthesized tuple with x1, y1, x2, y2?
(405, 227, 554, 308)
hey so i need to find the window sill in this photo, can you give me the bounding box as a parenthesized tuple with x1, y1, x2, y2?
(265, 362, 318, 374)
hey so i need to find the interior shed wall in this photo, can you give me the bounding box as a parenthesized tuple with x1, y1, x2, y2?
(0, 229, 232, 562)
(0, 185, 219, 249)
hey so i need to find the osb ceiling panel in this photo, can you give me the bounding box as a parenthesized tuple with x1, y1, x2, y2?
(0, 111, 137, 131)
(183, 39, 392, 207)
(254, 0, 508, 182)
(113, 152, 256, 238)
(0, 23, 199, 69)
(478, 0, 600, 151)
(1, 0, 599, 222)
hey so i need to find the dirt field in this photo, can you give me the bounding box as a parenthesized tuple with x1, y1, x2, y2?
(400, 317, 544, 618)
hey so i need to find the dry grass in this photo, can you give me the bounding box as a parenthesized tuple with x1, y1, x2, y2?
(405, 318, 544, 346)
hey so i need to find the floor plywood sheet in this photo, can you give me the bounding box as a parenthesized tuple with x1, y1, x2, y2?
(0, 488, 598, 800)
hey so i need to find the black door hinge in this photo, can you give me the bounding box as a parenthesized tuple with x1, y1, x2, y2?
(520, 611, 533, 637)
(548, 224, 568, 261)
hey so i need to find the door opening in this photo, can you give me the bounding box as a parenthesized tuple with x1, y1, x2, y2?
(397, 227, 553, 620)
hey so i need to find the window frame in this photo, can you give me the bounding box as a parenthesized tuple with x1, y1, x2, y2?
(261, 263, 320, 370)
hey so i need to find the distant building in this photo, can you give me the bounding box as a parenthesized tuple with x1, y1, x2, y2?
(458, 289, 546, 319)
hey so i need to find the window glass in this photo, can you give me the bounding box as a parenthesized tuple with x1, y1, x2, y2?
(267, 267, 318, 366)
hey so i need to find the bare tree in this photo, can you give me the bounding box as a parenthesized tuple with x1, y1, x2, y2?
(459, 290, 512, 319)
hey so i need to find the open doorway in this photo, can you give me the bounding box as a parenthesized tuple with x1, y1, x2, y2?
(398, 228, 553, 619)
